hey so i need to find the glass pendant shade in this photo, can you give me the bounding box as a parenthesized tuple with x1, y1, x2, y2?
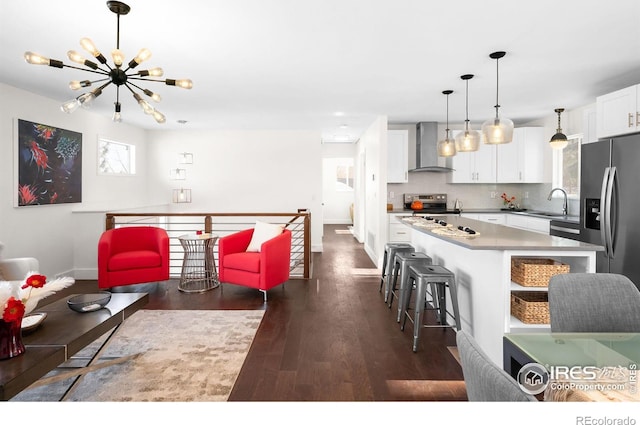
(481, 116, 514, 145)
(483, 51, 514, 144)
(456, 75, 480, 152)
(438, 90, 457, 157)
(455, 127, 481, 152)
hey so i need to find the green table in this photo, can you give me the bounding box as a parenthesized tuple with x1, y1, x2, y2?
(504, 333, 640, 401)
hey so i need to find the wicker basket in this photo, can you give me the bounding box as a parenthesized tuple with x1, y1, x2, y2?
(511, 257, 570, 287)
(511, 291, 550, 324)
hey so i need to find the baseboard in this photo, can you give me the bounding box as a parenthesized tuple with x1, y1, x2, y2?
(66, 268, 97, 280)
(322, 219, 353, 224)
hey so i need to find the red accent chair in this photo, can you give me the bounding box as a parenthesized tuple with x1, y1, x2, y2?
(98, 226, 170, 289)
(218, 228, 292, 301)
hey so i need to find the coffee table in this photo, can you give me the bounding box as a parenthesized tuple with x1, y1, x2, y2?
(0, 292, 148, 401)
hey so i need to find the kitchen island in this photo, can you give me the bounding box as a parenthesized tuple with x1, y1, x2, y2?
(398, 215, 604, 366)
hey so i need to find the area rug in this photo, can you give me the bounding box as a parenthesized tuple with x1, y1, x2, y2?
(11, 309, 265, 402)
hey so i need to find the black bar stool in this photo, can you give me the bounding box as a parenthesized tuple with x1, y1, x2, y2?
(401, 264, 461, 352)
(388, 252, 432, 322)
(379, 243, 414, 302)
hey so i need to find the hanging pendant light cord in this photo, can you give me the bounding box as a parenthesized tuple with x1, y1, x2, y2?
(494, 57, 500, 119)
(465, 78, 470, 130)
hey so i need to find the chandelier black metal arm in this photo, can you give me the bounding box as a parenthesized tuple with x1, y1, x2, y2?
(23, 1, 192, 124)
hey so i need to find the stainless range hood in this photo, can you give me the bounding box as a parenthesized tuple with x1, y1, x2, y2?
(409, 122, 453, 172)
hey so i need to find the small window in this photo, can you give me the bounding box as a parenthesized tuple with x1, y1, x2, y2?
(98, 138, 136, 175)
(552, 134, 581, 198)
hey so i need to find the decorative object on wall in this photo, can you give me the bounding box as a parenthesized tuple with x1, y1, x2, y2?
(23, 1, 192, 124)
(437, 90, 456, 157)
(455, 75, 481, 152)
(549, 108, 568, 150)
(178, 152, 193, 164)
(170, 168, 186, 180)
(17, 119, 82, 206)
(482, 51, 514, 145)
(172, 188, 192, 203)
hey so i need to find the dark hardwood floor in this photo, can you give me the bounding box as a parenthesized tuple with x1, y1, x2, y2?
(47, 224, 466, 401)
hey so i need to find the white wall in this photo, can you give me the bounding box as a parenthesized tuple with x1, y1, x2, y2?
(358, 116, 388, 267)
(321, 143, 357, 224)
(144, 129, 325, 252)
(0, 83, 148, 278)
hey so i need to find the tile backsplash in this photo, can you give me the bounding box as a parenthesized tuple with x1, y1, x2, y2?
(388, 172, 578, 216)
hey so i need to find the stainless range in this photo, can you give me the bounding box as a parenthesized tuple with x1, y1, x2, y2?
(403, 193, 458, 214)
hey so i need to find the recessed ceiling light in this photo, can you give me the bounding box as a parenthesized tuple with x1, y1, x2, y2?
(334, 112, 345, 117)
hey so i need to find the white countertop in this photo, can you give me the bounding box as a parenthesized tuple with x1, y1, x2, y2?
(400, 215, 603, 251)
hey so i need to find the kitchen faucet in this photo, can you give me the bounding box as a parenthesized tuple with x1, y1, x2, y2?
(547, 188, 568, 215)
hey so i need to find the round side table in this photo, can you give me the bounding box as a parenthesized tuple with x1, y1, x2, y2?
(178, 233, 220, 293)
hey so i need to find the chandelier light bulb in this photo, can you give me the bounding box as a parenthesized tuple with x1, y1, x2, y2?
(112, 102, 122, 123)
(128, 48, 152, 68)
(80, 37, 100, 57)
(138, 67, 164, 77)
(111, 49, 125, 67)
(67, 50, 85, 64)
(169, 79, 193, 89)
(77, 92, 96, 108)
(143, 89, 161, 102)
(69, 80, 92, 90)
(24, 51, 50, 65)
(152, 109, 166, 124)
(61, 99, 81, 114)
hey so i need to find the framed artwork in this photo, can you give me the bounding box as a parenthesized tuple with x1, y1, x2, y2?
(16, 119, 82, 206)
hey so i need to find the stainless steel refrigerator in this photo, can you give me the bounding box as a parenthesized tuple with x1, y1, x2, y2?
(580, 133, 640, 289)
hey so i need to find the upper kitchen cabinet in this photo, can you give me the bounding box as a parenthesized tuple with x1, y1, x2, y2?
(496, 127, 545, 183)
(387, 129, 409, 183)
(447, 142, 496, 183)
(596, 84, 640, 138)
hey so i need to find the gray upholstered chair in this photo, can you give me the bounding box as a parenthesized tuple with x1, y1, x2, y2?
(456, 330, 537, 402)
(548, 273, 640, 333)
(0, 242, 40, 281)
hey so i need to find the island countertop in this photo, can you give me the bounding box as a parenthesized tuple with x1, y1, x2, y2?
(399, 214, 603, 251)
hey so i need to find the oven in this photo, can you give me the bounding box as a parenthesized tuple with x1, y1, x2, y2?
(403, 193, 457, 214)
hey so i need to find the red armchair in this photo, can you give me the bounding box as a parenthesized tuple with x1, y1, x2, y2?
(98, 226, 170, 289)
(218, 227, 292, 302)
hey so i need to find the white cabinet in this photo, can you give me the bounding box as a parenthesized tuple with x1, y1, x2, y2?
(461, 213, 505, 225)
(447, 142, 496, 183)
(582, 105, 598, 144)
(496, 127, 545, 183)
(596, 84, 640, 138)
(388, 213, 411, 242)
(505, 214, 550, 234)
(387, 129, 409, 183)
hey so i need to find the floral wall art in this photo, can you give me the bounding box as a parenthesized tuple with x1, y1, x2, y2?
(16, 119, 82, 206)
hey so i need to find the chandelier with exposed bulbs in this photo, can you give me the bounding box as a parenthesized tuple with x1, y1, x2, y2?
(24, 1, 192, 124)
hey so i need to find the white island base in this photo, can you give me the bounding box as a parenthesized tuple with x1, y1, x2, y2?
(402, 215, 601, 366)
